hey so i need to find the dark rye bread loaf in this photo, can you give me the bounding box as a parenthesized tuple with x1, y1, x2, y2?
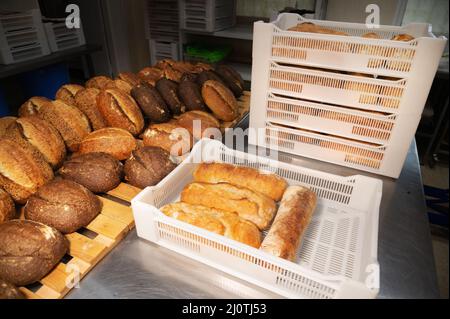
(24, 178, 102, 234)
(0, 220, 68, 286)
(58, 152, 123, 193)
(0, 188, 15, 224)
(0, 278, 25, 299)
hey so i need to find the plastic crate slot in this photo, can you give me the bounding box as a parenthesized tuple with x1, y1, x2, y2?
(6, 31, 38, 47)
(11, 46, 42, 61)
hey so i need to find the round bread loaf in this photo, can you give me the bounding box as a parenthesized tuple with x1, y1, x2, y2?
(39, 99, 92, 152)
(118, 72, 142, 86)
(85, 75, 115, 90)
(130, 83, 171, 123)
(0, 278, 24, 299)
(58, 152, 123, 193)
(74, 87, 107, 130)
(192, 62, 214, 73)
(124, 146, 176, 188)
(0, 137, 54, 204)
(178, 80, 206, 111)
(155, 78, 186, 115)
(25, 178, 102, 234)
(0, 188, 15, 224)
(78, 127, 137, 160)
(155, 60, 183, 82)
(176, 111, 220, 140)
(215, 65, 244, 97)
(55, 84, 84, 106)
(201, 80, 238, 121)
(0, 219, 68, 286)
(142, 122, 192, 156)
(97, 88, 144, 136)
(138, 67, 163, 86)
(18, 96, 50, 117)
(0, 116, 16, 137)
(108, 78, 133, 95)
(196, 70, 226, 87)
(5, 116, 66, 168)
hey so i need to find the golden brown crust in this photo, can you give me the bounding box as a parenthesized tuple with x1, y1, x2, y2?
(0, 188, 15, 224)
(55, 84, 84, 106)
(391, 34, 415, 41)
(18, 96, 51, 117)
(85, 75, 115, 90)
(142, 122, 192, 156)
(118, 72, 142, 86)
(74, 88, 107, 130)
(181, 182, 276, 230)
(161, 202, 261, 248)
(0, 137, 54, 204)
(110, 78, 133, 95)
(193, 163, 288, 201)
(138, 67, 164, 86)
(6, 116, 66, 168)
(201, 80, 238, 121)
(39, 99, 91, 152)
(260, 186, 317, 261)
(288, 22, 348, 36)
(0, 117, 17, 137)
(78, 127, 137, 160)
(175, 110, 220, 140)
(96, 88, 144, 136)
(362, 32, 381, 39)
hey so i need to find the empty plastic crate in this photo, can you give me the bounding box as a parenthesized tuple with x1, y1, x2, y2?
(179, 0, 236, 32)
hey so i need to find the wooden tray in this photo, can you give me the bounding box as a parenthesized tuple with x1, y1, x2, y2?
(19, 183, 141, 299)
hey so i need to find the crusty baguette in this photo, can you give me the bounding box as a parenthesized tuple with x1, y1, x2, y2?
(260, 186, 317, 261)
(180, 182, 276, 230)
(160, 202, 261, 248)
(193, 163, 288, 201)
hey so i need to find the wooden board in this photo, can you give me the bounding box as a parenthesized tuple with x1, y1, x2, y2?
(19, 183, 139, 299)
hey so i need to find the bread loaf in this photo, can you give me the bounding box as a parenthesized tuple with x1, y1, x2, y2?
(24, 178, 102, 234)
(181, 182, 276, 230)
(0, 137, 54, 204)
(0, 220, 68, 286)
(74, 88, 107, 130)
(109, 78, 133, 95)
(0, 116, 16, 137)
(175, 110, 220, 140)
(161, 202, 261, 248)
(86, 75, 115, 90)
(18, 96, 50, 117)
(155, 60, 183, 82)
(142, 122, 192, 156)
(0, 188, 15, 224)
(39, 99, 91, 152)
(391, 34, 414, 42)
(0, 278, 24, 299)
(178, 80, 207, 111)
(58, 152, 123, 193)
(196, 70, 226, 87)
(193, 62, 214, 73)
(118, 72, 142, 86)
(260, 186, 317, 261)
(155, 78, 186, 115)
(193, 163, 287, 201)
(97, 88, 144, 136)
(78, 127, 137, 160)
(138, 67, 163, 86)
(55, 84, 84, 106)
(5, 116, 66, 168)
(201, 80, 238, 121)
(215, 65, 244, 97)
(130, 83, 171, 123)
(124, 146, 176, 188)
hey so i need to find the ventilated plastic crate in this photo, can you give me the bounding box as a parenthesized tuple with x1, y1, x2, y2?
(145, 0, 179, 42)
(44, 21, 86, 52)
(149, 39, 180, 65)
(132, 139, 382, 299)
(249, 13, 447, 178)
(0, 9, 50, 64)
(179, 0, 236, 32)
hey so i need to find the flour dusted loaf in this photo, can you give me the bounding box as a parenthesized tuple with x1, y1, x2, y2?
(74, 88, 107, 130)
(0, 278, 24, 299)
(0, 188, 15, 224)
(55, 84, 84, 106)
(160, 202, 261, 248)
(18, 96, 50, 117)
(193, 163, 288, 201)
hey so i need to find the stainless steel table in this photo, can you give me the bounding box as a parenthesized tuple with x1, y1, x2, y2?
(67, 119, 440, 299)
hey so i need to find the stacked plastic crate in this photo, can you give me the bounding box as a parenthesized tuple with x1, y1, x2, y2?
(249, 13, 447, 178)
(179, 0, 236, 32)
(0, 9, 50, 64)
(145, 0, 180, 64)
(43, 19, 86, 52)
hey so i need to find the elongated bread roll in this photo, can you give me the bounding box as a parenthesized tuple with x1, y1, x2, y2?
(260, 186, 317, 261)
(181, 182, 276, 230)
(160, 202, 261, 248)
(193, 163, 287, 201)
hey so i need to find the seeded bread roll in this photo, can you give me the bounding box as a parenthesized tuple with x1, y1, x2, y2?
(55, 84, 84, 106)
(78, 127, 137, 160)
(24, 178, 102, 234)
(0, 117, 16, 137)
(0, 220, 68, 286)
(142, 122, 192, 156)
(161, 202, 261, 248)
(175, 110, 220, 140)
(0, 137, 54, 204)
(130, 83, 171, 123)
(0, 278, 24, 299)
(18, 96, 50, 117)
(85, 75, 115, 90)
(0, 188, 15, 224)
(201, 80, 238, 121)
(124, 146, 176, 188)
(39, 99, 92, 152)
(97, 88, 144, 136)
(58, 152, 123, 193)
(5, 116, 66, 168)
(74, 88, 107, 130)
(155, 78, 186, 115)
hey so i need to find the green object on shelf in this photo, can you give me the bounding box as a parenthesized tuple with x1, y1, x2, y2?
(185, 43, 231, 63)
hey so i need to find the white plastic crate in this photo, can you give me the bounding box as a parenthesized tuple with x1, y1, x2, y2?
(149, 39, 180, 65)
(44, 21, 86, 52)
(179, 0, 236, 32)
(131, 139, 382, 299)
(0, 9, 50, 64)
(249, 13, 447, 178)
